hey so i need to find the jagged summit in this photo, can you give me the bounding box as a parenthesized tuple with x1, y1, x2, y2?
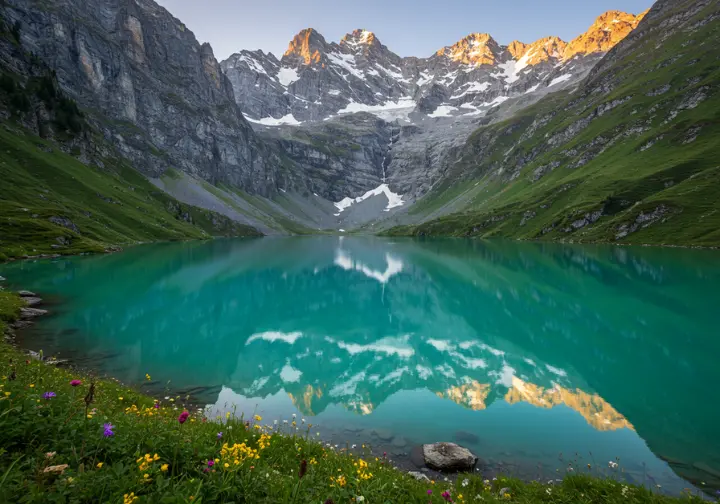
(283, 28, 328, 65)
(437, 33, 502, 66)
(341, 29, 378, 47)
(564, 9, 648, 60)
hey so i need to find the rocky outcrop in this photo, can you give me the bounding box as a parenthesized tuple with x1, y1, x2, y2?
(423, 443, 478, 472)
(2, 0, 279, 195)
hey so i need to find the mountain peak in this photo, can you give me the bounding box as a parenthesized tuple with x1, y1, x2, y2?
(283, 28, 328, 66)
(438, 33, 502, 66)
(341, 29, 379, 47)
(563, 10, 646, 60)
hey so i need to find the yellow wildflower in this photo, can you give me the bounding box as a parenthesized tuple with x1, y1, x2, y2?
(96, 462, 104, 469)
(145, 373, 151, 381)
(161, 464, 169, 472)
(143, 473, 150, 479)
(224, 463, 230, 468)
(118, 397, 124, 401)
(29, 384, 35, 388)
(4, 392, 10, 397)
(254, 414, 262, 421)
(503, 494, 511, 499)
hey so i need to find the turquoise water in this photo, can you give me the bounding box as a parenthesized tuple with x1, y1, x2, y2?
(2, 237, 719, 494)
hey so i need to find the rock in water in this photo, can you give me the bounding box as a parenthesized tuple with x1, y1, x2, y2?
(0, 276, 6, 281)
(18, 290, 37, 297)
(24, 297, 43, 307)
(20, 308, 48, 319)
(423, 442, 478, 472)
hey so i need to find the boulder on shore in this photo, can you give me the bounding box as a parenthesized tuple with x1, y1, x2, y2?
(423, 442, 478, 472)
(20, 308, 48, 319)
(24, 297, 43, 307)
(18, 290, 37, 297)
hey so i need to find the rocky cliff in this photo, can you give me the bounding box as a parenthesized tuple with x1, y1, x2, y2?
(1, 0, 278, 195)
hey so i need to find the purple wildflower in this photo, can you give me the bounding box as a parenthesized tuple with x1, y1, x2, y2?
(102, 423, 114, 437)
(427, 489, 433, 495)
(178, 411, 189, 424)
(154, 402, 160, 409)
(42, 391, 56, 400)
(207, 460, 214, 467)
(442, 490, 453, 502)
(70, 380, 82, 387)
(217, 432, 223, 439)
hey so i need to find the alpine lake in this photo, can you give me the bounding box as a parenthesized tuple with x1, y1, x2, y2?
(1, 237, 719, 496)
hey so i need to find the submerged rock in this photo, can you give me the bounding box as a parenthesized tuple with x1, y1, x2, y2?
(423, 442, 478, 472)
(18, 290, 37, 297)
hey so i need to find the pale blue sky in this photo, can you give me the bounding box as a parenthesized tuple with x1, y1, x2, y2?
(155, 0, 655, 61)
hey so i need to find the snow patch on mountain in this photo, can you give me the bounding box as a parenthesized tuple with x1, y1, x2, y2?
(277, 67, 300, 86)
(334, 183, 404, 213)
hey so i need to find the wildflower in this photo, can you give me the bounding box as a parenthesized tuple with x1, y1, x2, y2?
(43, 464, 69, 474)
(217, 432, 223, 439)
(503, 495, 511, 500)
(356, 497, 365, 502)
(43, 391, 56, 400)
(161, 464, 169, 472)
(154, 402, 160, 409)
(608, 461, 619, 469)
(427, 490, 433, 495)
(103, 423, 114, 437)
(124, 492, 138, 504)
(208, 460, 214, 467)
(352, 444, 357, 449)
(299, 459, 308, 479)
(442, 490, 453, 502)
(462, 478, 469, 487)
(97, 462, 104, 469)
(3, 392, 9, 397)
(224, 463, 229, 468)
(145, 373, 151, 381)
(70, 380, 82, 387)
(546, 488, 552, 495)
(254, 414, 262, 421)
(118, 396, 123, 401)
(178, 411, 189, 424)
(143, 473, 150, 479)
(29, 384, 35, 388)
(66, 477, 75, 484)
(45, 452, 56, 459)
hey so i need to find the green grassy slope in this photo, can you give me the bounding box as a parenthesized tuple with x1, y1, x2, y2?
(386, 0, 720, 247)
(0, 126, 260, 260)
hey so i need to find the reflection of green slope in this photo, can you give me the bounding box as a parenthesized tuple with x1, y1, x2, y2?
(5, 237, 720, 488)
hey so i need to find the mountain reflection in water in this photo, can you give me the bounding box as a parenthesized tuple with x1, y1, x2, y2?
(3, 236, 719, 494)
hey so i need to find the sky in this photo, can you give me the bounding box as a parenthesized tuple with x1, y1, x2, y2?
(154, 0, 655, 61)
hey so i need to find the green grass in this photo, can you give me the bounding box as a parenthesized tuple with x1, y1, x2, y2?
(0, 296, 709, 503)
(0, 125, 261, 260)
(386, 1, 720, 247)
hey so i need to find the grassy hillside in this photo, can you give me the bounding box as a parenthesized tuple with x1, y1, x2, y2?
(386, 0, 720, 247)
(0, 125, 261, 261)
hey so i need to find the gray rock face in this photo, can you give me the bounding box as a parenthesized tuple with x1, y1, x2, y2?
(18, 290, 36, 297)
(260, 113, 393, 201)
(3, 0, 278, 195)
(423, 442, 478, 472)
(23, 297, 43, 307)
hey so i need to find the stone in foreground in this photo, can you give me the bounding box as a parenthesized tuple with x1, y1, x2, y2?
(18, 290, 37, 297)
(408, 471, 430, 482)
(24, 297, 43, 307)
(423, 442, 478, 472)
(20, 308, 48, 319)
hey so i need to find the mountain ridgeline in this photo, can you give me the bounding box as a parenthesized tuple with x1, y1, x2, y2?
(0, 0, 719, 254)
